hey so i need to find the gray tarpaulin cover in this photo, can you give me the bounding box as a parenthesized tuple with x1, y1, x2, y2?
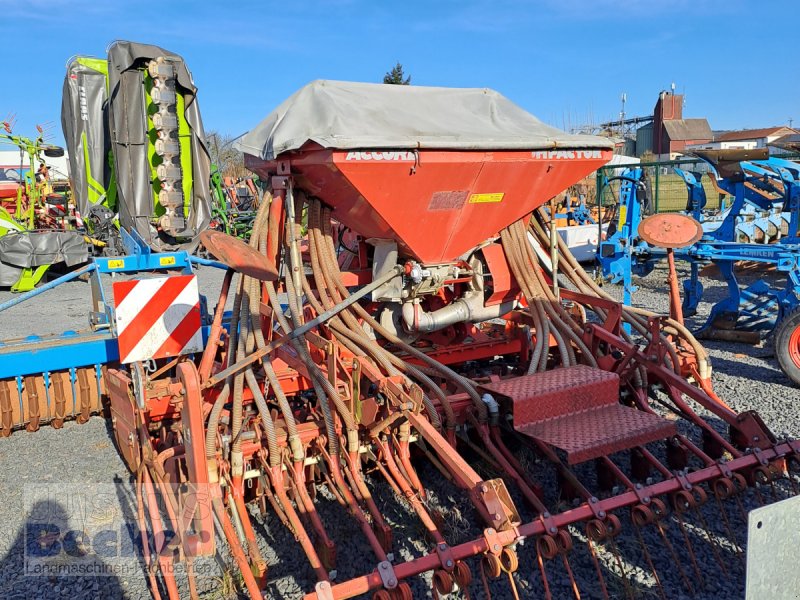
(107, 40, 211, 251)
(0, 231, 88, 286)
(61, 58, 113, 216)
(237, 80, 613, 160)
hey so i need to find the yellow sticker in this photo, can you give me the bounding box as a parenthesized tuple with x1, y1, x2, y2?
(618, 205, 627, 230)
(108, 259, 124, 269)
(469, 193, 504, 204)
(159, 256, 176, 266)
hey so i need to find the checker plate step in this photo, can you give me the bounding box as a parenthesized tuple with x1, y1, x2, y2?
(481, 365, 676, 464)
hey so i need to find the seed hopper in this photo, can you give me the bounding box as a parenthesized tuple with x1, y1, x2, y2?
(3, 80, 799, 599)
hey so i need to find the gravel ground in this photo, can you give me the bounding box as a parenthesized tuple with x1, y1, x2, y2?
(0, 260, 798, 600)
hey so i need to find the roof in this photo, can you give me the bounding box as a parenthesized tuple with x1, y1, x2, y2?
(769, 133, 800, 151)
(715, 127, 796, 142)
(662, 119, 712, 141)
(609, 154, 640, 166)
(237, 80, 613, 160)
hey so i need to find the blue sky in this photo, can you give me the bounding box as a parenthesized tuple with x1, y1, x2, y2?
(1, 0, 794, 145)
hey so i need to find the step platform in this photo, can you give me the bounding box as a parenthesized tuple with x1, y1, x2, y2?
(481, 365, 676, 464)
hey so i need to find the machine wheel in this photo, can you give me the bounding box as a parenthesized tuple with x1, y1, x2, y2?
(774, 307, 800, 385)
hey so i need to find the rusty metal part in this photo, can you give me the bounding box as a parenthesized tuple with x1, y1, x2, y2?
(0, 367, 104, 434)
(689, 148, 769, 180)
(199, 229, 279, 281)
(637, 213, 703, 249)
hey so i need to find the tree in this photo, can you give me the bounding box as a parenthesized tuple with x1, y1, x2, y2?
(383, 62, 411, 85)
(206, 130, 246, 178)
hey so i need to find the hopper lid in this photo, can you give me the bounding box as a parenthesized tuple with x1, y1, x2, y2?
(237, 80, 613, 160)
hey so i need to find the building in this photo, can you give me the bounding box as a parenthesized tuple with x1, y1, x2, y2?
(688, 127, 798, 152)
(0, 150, 70, 180)
(769, 133, 800, 154)
(650, 92, 712, 160)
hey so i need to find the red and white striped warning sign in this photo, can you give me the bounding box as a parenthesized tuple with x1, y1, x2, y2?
(112, 275, 203, 364)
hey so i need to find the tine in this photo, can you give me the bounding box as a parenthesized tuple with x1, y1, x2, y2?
(480, 559, 494, 600)
(714, 493, 745, 566)
(536, 546, 554, 600)
(507, 571, 521, 600)
(606, 536, 635, 600)
(586, 540, 610, 600)
(752, 483, 766, 506)
(692, 505, 728, 575)
(560, 553, 582, 599)
(633, 522, 666, 600)
(656, 519, 694, 594)
(734, 492, 750, 524)
(675, 511, 706, 590)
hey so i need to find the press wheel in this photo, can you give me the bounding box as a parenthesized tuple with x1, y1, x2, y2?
(774, 306, 800, 385)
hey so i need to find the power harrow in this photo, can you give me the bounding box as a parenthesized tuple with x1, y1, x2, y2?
(2, 79, 799, 600)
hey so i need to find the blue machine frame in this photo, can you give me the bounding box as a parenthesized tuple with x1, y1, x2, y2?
(597, 154, 800, 340)
(0, 228, 227, 386)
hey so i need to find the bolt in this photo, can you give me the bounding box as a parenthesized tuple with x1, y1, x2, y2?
(388, 578, 397, 587)
(379, 563, 388, 570)
(683, 483, 691, 490)
(445, 559, 454, 568)
(590, 496, 598, 503)
(643, 496, 650, 503)
(439, 543, 447, 551)
(493, 544, 501, 552)
(543, 511, 550, 518)
(635, 483, 642, 489)
(480, 485, 488, 493)
(493, 513, 501, 521)
(754, 436, 760, 442)
(598, 510, 606, 518)
(549, 527, 557, 534)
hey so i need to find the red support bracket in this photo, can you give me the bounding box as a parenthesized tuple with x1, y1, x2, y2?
(643, 316, 668, 364)
(751, 446, 770, 467)
(434, 542, 456, 572)
(586, 495, 608, 520)
(483, 527, 504, 556)
(716, 459, 734, 480)
(672, 470, 693, 492)
(377, 560, 398, 589)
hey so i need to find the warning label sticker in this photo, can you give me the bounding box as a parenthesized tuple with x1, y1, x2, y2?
(469, 193, 505, 204)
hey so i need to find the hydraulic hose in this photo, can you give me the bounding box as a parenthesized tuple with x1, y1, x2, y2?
(530, 210, 695, 376)
(314, 202, 487, 423)
(509, 220, 598, 367)
(205, 272, 244, 461)
(309, 205, 444, 429)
